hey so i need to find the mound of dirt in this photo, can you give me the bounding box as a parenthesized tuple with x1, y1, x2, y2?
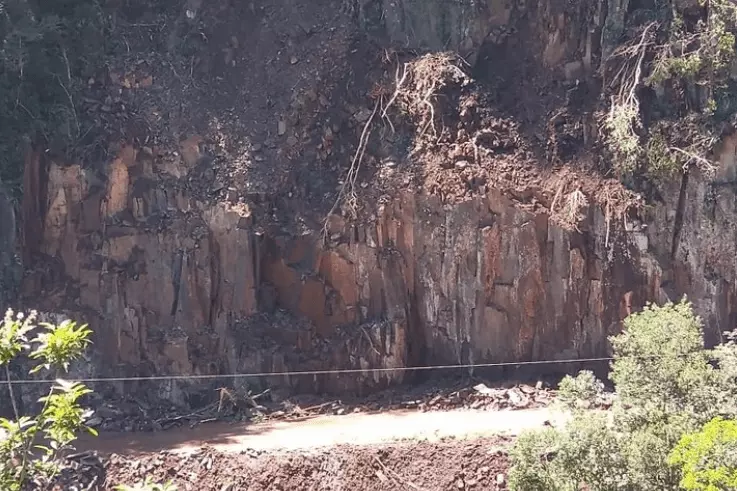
(104, 437, 511, 491)
(358, 51, 642, 231)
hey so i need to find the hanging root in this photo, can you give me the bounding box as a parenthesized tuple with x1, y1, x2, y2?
(381, 61, 408, 127)
(560, 189, 589, 232)
(669, 145, 718, 177)
(393, 52, 469, 142)
(322, 99, 379, 242)
(603, 23, 656, 173)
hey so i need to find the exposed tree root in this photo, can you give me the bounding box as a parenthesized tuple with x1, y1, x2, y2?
(322, 99, 379, 242)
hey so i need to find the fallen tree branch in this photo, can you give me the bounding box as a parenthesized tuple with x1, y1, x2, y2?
(374, 456, 423, 490)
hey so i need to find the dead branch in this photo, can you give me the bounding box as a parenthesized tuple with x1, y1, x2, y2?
(669, 146, 718, 176)
(360, 326, 381, 356)
(57, 48, 80, 139)
(561, 189, 589, 232)
(322, 99, 379, 242)
(380, 94, 396, 134)
(374, 457, 422, 491)
(382, 62, 408, 121)
(550, 180, 566, 215)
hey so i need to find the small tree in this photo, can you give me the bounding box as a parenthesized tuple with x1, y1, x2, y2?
(0, 309, 95, 490)
(509, 299, 737, 491)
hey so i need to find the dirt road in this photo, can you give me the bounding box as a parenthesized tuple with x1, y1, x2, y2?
(97, 407, 567, 490)
(85, 407, 565, 456)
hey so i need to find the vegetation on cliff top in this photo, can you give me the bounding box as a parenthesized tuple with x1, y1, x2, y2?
(604, 0, 737, 182)
(0, 0, 111, 194)
(2, 0, 737, 199)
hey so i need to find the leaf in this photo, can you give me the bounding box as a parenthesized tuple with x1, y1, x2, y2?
(29, 320, 91, 374)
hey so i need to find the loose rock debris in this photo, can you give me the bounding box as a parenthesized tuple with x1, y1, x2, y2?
(102, 438, 512, 491)
(92, 381, 555, 433)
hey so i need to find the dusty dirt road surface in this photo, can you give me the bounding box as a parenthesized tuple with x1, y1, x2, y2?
(96, 407, 566, 489)
(88, 407, 563, 455)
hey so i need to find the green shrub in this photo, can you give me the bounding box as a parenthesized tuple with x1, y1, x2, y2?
(0, 309, 96, 490)
(509, 300, 736, 491)
(557, 370, 605, 410)
(0, 309, 175, 490)
(669, 417, 737, 491)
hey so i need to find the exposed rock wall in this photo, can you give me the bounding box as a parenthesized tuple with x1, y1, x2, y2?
(14, 0, 737, 405)
(19, 143, 655, 401)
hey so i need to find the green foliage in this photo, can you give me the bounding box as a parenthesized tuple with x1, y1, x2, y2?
(0, 309, 174, 490)
(508, 427, 562, 491)
(645, 128, 682, 180)
(509, 413, 628, 491)
(648, 1, 737, 87)
(0, 309, 96, 490)
(29, 320, 92, 373)
(603, 0, 737, 182)
(605, 102, 643, 176)
(38, 380, 96, 446)
(0, 0, 111, 193)
(669, 417, 737, 491)
(556, 370, 605, 411)
(609, 301, 719, 419)
(0, 309, 35, 365)
(509, 300, 737, 491)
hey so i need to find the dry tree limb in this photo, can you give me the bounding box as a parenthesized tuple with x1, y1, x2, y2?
(360, 326, 381, 356)
(381, 62, 408, 122)
(550, 179, 566, 215)
(322, 99, 380, 242)
(610, 22, 654, 115)
(604, 191, 612, 250)
(58, 48, 80, 139)
(380, 94, 396, 134)
(668, 146, 718, 176)
(560, 189, 589, 232)
(373, 457, 422, 491)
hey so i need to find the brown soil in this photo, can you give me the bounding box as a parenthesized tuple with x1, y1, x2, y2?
(103, 437, 512, 491)
(72, 0, 639, 240)
(82, 407, 562, 456)
(365, 51, 642, 230)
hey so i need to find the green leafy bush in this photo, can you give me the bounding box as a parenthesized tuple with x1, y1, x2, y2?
(0, 309, 97, 490)
(509, 300, 737, 491)
(669, 417, 737, 491)
(0, 309, 175, 490)
(557, 370, 605, 410)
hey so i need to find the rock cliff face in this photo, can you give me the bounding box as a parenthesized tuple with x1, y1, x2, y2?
(15, 0, 737, 404)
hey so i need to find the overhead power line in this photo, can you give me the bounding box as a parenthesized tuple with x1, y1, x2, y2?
(5, 356, 614, 385)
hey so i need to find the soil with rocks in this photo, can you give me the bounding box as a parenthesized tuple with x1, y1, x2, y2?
(101, 437, 512, 491)
(68, 0, 640, 240)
